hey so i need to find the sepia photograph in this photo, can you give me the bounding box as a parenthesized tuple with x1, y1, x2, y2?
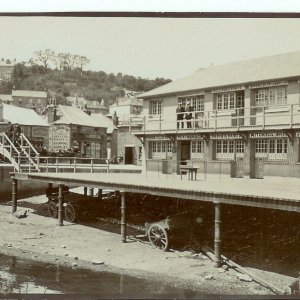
(0, 4, 300, 299)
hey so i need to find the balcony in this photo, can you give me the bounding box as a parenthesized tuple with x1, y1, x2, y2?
(129, 104, 300, 134)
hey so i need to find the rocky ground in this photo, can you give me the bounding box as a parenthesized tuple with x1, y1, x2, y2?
(0, 194, 298, 297)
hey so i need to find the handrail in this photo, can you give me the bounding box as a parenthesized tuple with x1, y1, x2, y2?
(20, 133, 39, 156)
(0, 132, 20, 154)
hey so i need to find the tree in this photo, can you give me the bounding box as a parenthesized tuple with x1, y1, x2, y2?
(31, 49, 55, 69)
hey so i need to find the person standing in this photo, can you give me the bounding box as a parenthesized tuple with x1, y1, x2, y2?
(176, 103, 185, 129)
(13, 123, 22, 146)
(5, 122, 14, 142)
(185, 100, 194, 129)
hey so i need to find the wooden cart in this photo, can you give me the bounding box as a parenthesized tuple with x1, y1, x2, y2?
(145, 210, 205, 251)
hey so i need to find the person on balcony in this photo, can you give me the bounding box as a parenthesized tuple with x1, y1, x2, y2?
(176, 103, 185, 129)
(185, 100, 194, 129)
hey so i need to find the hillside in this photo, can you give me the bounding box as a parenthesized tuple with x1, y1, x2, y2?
(0, 64, 171, 105)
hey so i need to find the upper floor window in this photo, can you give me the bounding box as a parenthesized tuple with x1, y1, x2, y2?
(217, 92, 235, 110)
(255, 86, 287, 107)
(178, 95, 204, 112)
(150, 100, 162, 115)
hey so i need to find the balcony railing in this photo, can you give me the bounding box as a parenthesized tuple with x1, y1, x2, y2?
(129, 104, 300, 133)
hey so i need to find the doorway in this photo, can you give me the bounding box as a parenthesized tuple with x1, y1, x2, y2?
(125, 146, 134, 164)
(180, 141, 191, 162)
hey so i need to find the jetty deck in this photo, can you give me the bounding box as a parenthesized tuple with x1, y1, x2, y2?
(12, 172, 300, 212)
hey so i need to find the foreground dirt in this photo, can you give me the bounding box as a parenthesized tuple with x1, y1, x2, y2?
(0, 195, 296, 296)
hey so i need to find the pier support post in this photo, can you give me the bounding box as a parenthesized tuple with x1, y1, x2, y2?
(89, 188, 94, 197)
(98, 189, 102, 199)
(120, 191, 126, 243)
(58, 184, 64, 226)
(83, 187, 87, 196)
(214, 201, 222, 267)
(11, 178, 18, 214)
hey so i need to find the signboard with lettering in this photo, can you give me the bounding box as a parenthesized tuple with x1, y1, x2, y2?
(211, 86, 245, 93)
(52, 125, 70, 151)
(177, 134, 204, 140)
(249, 132, 288, 139)
(210, 133, 242, 140)
(249, 81, 288, 89)
(32, 127, 49, 138)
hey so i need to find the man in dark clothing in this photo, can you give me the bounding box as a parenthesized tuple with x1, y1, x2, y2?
(176, 103, 185, 129)
(13, 123, 22, 146)
(5, 122, 14, 142)
(185, 101, 194, 129)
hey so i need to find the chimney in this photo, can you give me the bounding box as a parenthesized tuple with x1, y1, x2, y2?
(48, 106, 57, 123)
(0, 102, 3, 122)
(112, 111, 118, 126)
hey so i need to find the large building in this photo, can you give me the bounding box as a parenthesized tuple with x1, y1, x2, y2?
(0, 58, 16, 82)
(132, 51, 300, 178)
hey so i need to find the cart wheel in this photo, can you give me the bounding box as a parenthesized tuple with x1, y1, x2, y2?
(147, 223, 169, 251)
(64, 203, 77, 223)
(47, 201, 58, 219)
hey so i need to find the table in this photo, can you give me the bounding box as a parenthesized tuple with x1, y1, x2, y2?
(179, 166, 198, 180)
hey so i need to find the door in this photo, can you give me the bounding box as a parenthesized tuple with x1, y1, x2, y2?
(125, 147, 134, 164)
(180, 141, 191, 163)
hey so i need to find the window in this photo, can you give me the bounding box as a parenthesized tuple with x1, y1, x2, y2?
(178, 95, 205, 112)
(216, 92, 236, 110)
(215, 140, 245, 160)
(191, 140, 204, 159)
(150, 100, 162, 115)
(255, 86, 287, 107)
(255, 138, 287, 160)
(150, 141, 172, 159)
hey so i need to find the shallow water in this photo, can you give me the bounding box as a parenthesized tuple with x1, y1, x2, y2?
(0, 253, 199, 297)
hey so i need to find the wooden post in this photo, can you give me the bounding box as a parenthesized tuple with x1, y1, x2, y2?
(89, 188, 94, 197)
(120, 191, 126, 243)
(83, 187, 87, 196)
(11, 178, 18, 214)
(58, 184, 64, 226)
(98, 188, 102, 199)
(214, 201, 221, 267)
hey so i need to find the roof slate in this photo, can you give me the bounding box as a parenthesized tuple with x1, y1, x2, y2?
(140, 51, 300, 98)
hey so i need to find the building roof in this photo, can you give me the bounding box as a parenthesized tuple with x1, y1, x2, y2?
(110, 97, 143, 107)
(0, 94, 13, 102)
(12, 90, 47, 98)
(90, 113, 117, 134)
(66, 97, 108, 109)
(2, 103, 49, 126)
(0, 59, 16, 67)
(53, 105, 107, 128)
(140, 51, 300, 99)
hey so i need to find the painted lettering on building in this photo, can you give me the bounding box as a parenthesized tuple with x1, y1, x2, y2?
(211, 86, 245, 93)
(52, 125, 70, 150)
(249, 81, 288, 89)
(210, 133, 242, 140)
(177, 134, 204, 140)
(250, 132, 288, 138)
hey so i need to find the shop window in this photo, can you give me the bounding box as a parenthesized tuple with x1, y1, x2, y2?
(215, 140, 245, 160)
(255, 86, 287, 107)
(255, 138, 287, 160)
(150, 141, 172, 159)
(191, 140, 204, 159)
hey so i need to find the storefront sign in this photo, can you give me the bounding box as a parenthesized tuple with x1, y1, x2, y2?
(210, 133, 242, 140)
(211, 86, 245, 93)
(52, 125, 70, 150)
(177, 134, 204, 140)
(249, 81, 288, 89)
(249, 132, 288, 138)
(148, 136, 170, 141)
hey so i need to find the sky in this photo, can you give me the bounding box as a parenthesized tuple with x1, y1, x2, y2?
(1, 16, 300, 80)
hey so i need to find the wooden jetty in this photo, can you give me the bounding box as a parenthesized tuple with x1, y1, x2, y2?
(11, 172, 300, 268)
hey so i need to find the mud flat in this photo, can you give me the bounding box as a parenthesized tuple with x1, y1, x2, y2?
(0, 195, 296, 296)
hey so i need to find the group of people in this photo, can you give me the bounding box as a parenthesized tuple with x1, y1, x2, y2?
(5, 122, 22, 146)
(176, 101, 194, 129)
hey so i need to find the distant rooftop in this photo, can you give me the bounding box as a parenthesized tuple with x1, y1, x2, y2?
(0, 94, 13, 102)
(12, 90, 47, 98)
(53, 105, 108, 128)
(0, 59, 16, 67)
(2, 103, 49, 126)
(111, 97, 143, 107)
(140, 51, 300, 99)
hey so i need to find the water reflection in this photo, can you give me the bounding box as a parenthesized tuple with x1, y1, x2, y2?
(0, 254, 198, 297)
